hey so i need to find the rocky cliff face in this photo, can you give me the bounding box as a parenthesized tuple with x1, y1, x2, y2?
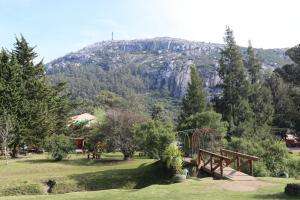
(46, 37, 291, 99)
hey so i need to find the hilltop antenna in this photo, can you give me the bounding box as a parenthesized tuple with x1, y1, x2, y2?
(111, 32, 114, 41)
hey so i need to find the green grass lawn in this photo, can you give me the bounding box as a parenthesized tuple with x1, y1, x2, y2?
(0, 153, 299, 200)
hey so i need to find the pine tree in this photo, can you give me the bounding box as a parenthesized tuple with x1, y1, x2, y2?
(0, 50, 26, 157)
(0, 36, 72, 157)
(178, 65, 206, 130)
(246, 42, 274, 135)
(218, 27, 253, 136)
(10, 36, 51, 150)
(274, 44, 300, 132)
(246, 41, 261, 84)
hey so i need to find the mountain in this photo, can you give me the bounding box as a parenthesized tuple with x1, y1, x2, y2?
(46, 37, 291, 111)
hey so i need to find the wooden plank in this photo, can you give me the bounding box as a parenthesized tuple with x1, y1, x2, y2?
(202, 165, 257, 181)
(221, 149, 259, 161)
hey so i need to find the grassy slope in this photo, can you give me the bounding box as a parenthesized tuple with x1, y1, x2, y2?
(2, 178, 300, 200)
(0, 153, 299, 200)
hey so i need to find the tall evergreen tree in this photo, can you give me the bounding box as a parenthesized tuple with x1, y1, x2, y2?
(246, 42, 274, 134)
(11, 36, 53, 150)
(0, 36, 72, 157)
(178, 65, 206, 130)
(246, 41, 261, 84)
(218, 27, 253, 136)
(274, 44, 300, 132)
(0, 50, 25, 157)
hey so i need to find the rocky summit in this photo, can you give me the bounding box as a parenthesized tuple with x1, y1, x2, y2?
(46, 37, 291, 101)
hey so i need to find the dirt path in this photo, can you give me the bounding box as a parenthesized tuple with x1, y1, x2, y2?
(288, 147, 300, 154)
(217, 180, 275, 192)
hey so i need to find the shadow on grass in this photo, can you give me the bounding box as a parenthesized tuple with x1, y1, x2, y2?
(22, 157, 129, 166)
(68, 161, 171, 191)
(253, 193, 298, 199)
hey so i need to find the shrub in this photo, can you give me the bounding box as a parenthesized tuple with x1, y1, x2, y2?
(163, 143, 183, 174)
(253, 162, 270, 177)
(2, 183, 43, 196)
(44, 134, 74, 161)
(285, 183, 300, 196)
(227, 136, 294, 177)
(262, 140, 291, 176)
(50, 180, 83, 194)
(286, 157, 300, 178)
(134, 120, 176, 159)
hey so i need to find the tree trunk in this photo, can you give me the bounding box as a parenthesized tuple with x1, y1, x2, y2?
(123, 154, 132, 161)
(4, 146, 8, 165)
(11, 146, 18, 158)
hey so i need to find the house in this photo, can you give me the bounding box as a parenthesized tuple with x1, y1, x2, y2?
(70, 113, 97, 128)
(69, 113, 97, 153)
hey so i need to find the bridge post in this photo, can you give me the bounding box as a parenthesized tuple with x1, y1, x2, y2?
(236, 156, 241, 171)
(197, 151, 201, 169)
(210, 155, 213, 175)
(248, 160, 253, 176)
(220, 158, 223, 176)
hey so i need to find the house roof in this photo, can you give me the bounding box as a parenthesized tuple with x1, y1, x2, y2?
(71, 113, 96, 122)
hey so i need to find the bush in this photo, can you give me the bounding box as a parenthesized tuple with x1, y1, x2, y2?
(134, 120, 176, 159)
(285, 183, 300, 196)
(50, 180, 83, 194)
(163, 143, 183, 174)
(227, 136, 294, 177)
(253, 162, 270, 177)
(2, 184, 43, 196)
(262, 140, 291, 176)
(44, 134, 74, 161)
(286, 157, 300, 178)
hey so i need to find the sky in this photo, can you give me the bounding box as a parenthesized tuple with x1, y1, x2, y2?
(0, 0, 299, 62)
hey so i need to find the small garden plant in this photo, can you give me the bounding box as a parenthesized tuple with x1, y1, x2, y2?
(163, 142, 183, 174)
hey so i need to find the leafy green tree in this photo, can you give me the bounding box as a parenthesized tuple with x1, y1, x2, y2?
(151, 102, 165, 120)
(178, 111, 228, 135)
(134, 120, 176, 159)
(178, 65, 206, 130)
(44, 134, 74, 161)
(85, 108, 107, 152)
(150, 102, 172, 122)
(218, 27, 253, 136)
(101, 109, 145, 160)
(96, 90, 127, 108)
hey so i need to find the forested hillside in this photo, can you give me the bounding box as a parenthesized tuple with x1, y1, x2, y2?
(46, 37, 291, 113)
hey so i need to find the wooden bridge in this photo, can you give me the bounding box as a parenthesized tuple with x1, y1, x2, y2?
(186, 148, 259, 181)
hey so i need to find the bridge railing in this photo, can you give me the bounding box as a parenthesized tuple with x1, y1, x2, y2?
(197, 149, 231, 177)
(220, 149, 259, 176)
